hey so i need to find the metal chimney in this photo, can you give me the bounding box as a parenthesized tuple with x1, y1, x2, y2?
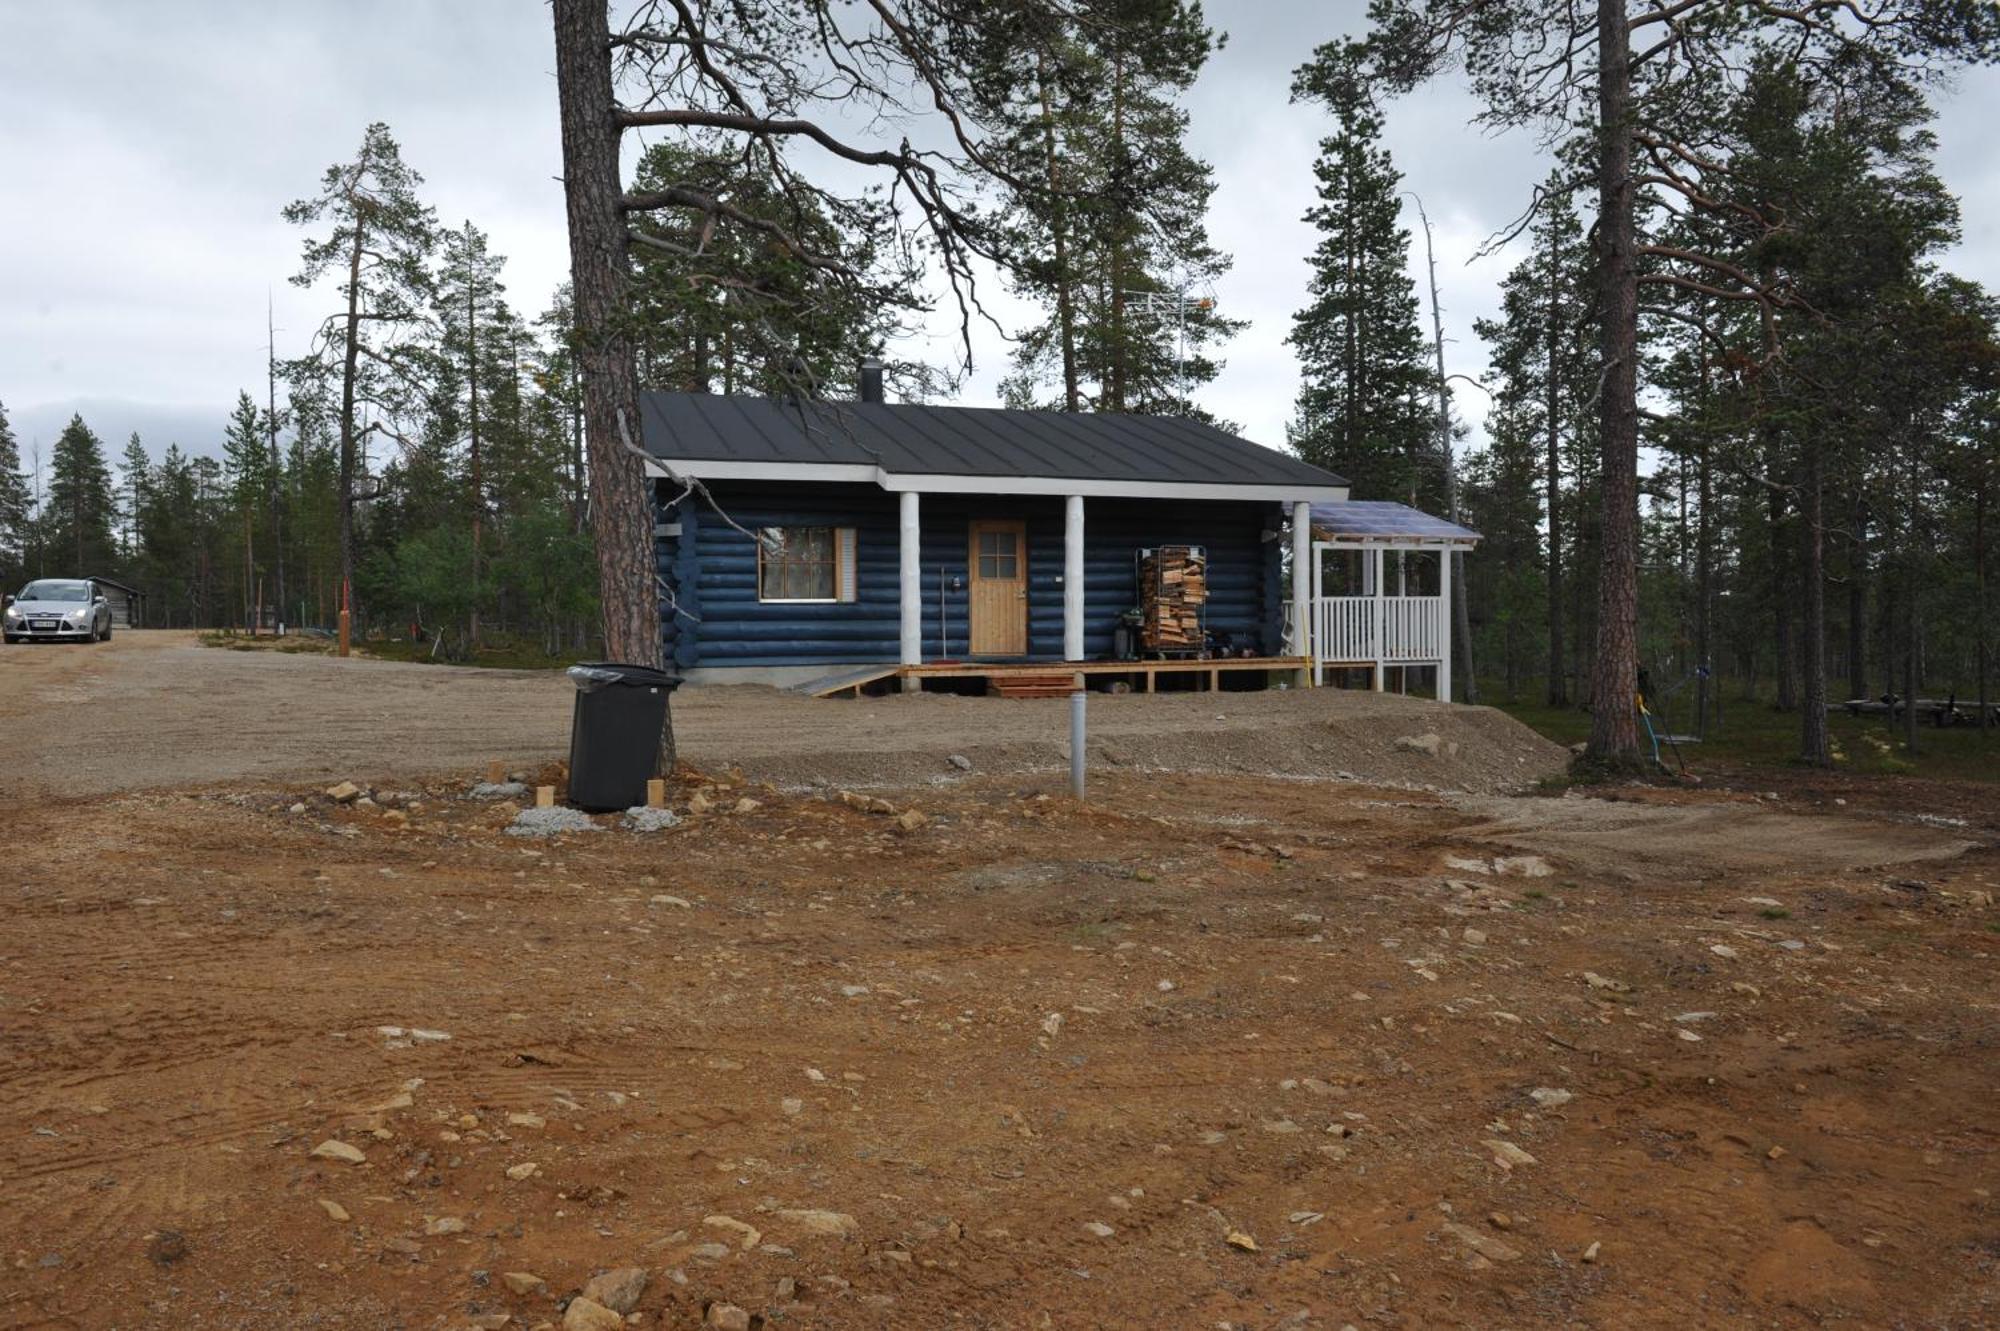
(858, 358, 885, 404)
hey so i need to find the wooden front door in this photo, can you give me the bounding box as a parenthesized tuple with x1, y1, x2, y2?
(968, 519, 1028, 656)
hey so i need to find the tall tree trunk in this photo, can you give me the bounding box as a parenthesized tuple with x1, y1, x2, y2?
(1585, 0, 1641, 764)
(266, 296, 287, 628)
(1769, 482, 1795, 710)
(553, 0, 674, 772)
(1545, 234, 1567, 707)
(1977, 476, 1991, 732)
(1036, 53, 1081, 413)
(1106, 50, 1128, 413)
(337, 215, 365, 655)
(1695, 420, 1713, 737)
(1847, 510, 1867, 701)
(468, 284, 483, 649)
(1800, 437, 1829, 765)
(1412, 194, 1476, 702)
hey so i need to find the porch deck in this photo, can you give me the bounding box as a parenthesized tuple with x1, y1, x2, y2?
(805, 655, 1309, 698)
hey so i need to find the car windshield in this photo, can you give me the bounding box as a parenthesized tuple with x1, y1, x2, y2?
(19, 581, 89, 603)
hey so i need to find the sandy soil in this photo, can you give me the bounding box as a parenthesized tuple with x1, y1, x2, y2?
(2, 633, 1997, 1330)
(0, 631, 1567, 799)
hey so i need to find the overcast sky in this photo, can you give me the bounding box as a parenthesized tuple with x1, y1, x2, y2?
(3, 1, 1996, 473)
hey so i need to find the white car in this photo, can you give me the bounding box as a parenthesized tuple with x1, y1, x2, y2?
(3, 579, 115, 643)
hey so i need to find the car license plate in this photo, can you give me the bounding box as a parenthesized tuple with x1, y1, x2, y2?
(31, 621, 56, 630)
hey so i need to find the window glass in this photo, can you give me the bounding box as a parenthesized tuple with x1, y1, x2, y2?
(758, 526, 838, 601)
(20, 580, 89, 602)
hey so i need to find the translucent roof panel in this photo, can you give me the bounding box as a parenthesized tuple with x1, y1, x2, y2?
(1309, 501, 1480, 544)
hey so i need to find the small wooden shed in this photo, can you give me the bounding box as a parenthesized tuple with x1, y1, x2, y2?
(90, 576, 146, 629)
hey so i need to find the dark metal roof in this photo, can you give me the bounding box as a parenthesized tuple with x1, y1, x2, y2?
(1310, 501, 1481, 543)
(640, 391, 1347, 490)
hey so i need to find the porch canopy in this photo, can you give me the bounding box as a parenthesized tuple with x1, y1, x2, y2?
(1305, 501, 1480, 696)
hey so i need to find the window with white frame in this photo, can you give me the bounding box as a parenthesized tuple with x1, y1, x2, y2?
(756, 526, 857, 603)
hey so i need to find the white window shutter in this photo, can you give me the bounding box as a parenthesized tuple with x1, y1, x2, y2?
(838, 527, 858, 603)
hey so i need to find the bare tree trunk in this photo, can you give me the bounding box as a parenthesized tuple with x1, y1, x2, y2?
(1585, 0, 1641, 765)
(469, 284, 483, 650)
(1800, 437, 1829, 765)
(1411, 193, 1477, 703)
(1847, 510, 1867, 702)
(1978, 476, 1991, 733)
(1545, 241, 1567, 707)
(554, 0, 673, 773)
(1695, 426, 1713, 737)
(1037, 53, 1081, 413)
(266, 296, 287, 627)
(337, 218, 365, 656)
(1769, 483, 1796, 710)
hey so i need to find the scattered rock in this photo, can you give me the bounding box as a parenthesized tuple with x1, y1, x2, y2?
(561, 1297, 624, 1331)
(506, 1112, 545, 1130)
(622, 806, 682, 833)
(317, 1199, 351, 1222)
(506, 807, 601, 838)
(1583, 1240, 1602, 1264)
(1225, 1230, 1260, 1252)
(423, 1216, 465, 1236)
(288, 802, 307, 815)
(732, 797, 762, 815)
(1394, 733, 1444, 756)
(703, 1215, 761, 1250)
(775, 1208, 859, 1238)
(705, 1303, 751, 1331)
(894, 809, 928, 832)
(1442, 1220, 1522, 1264)
(1485, 1139, 1537, 1169)
(649, 893, 692, 908)
(1528, 1087, 1573, 1109)
(1462, 927, 1488, 946)
(581, 1266, 648, 1314)
(469, 1314, 511, 1330)
(1581, 971, 1631, 994)
(469, 781, 529, 800)
(1082, 1221, 1116, 1238)
(310, 1139, 366, 1165)
(1041, 1012, 1064, 1037)
(146, 1230, 188, 1266)
(499, 1271, 546, 1296)
(947, 754, 973, 771)
(326, 781, 362, 803)
(505, 1162, 539, 1180)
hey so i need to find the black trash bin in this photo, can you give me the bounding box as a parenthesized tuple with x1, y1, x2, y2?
(565, 662, 682, 812)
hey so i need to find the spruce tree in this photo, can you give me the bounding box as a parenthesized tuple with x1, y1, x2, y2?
(0, 401, 29, 586)
(1285, 40, 1432, 504)
(46, 414, 118, 574)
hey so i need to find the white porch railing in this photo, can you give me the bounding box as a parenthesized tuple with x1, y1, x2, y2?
(1310, 595, 1444, 670)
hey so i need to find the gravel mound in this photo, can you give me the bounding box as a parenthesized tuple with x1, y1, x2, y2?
(506, 806, 602, 837)
(622, 806, 682, 832)
(469, 781, 529, 800)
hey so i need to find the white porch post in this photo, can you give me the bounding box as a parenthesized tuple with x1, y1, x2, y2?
(1290, 500, 1313, 684)
(1437, 544, 1454, 703)
(1371, 546, 1386, 693)
(899, 490, 921, 691)
(1063, 494, 1085, 661)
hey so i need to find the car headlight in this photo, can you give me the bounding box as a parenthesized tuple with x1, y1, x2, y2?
(2, 606, 17, 620)
(68, 609, 88, 621)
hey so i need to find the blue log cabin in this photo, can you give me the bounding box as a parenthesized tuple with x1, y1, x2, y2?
(642, 366, 1476, 695)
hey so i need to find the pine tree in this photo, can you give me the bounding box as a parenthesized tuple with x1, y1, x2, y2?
(1473, 178, 1596, 704)
(223, 390, 272, 628)
(0, 400, 29, 587)
(1285, 39, 1432, 504)
(284, 122, 437, 649)
(980, 0, 1241, 416)
(45, 414, 118, 574)
(435, 220, 510, 645)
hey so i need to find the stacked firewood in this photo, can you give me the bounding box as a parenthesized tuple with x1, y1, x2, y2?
(1140, 546, 1208, 649)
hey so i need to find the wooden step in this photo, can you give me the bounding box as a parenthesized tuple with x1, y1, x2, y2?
(988, 672, 1080, 699)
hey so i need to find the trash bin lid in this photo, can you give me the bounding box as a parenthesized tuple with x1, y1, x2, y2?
(567, 661, 683, 690)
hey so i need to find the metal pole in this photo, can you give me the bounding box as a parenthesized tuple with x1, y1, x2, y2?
(1069, 689, 1086, 800)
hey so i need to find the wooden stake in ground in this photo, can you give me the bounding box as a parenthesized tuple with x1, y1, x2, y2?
(536, 785, 555, 809)
(646, 777, 665, 808)
(487, 760, 506, 784)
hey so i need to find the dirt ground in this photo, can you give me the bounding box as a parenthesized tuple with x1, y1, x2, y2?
(3, 634, 1998, 1330)
(0, 632, 1568, 799)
